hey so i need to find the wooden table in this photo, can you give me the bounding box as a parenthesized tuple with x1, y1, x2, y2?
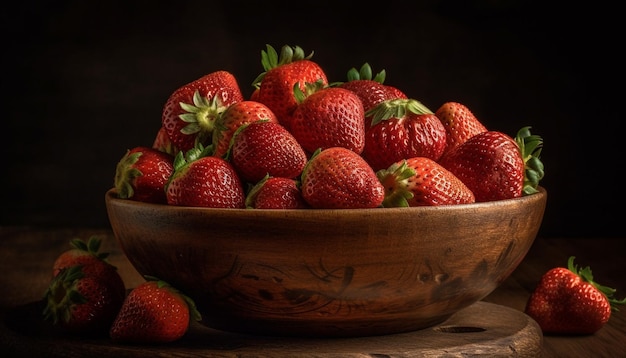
(1, 226, 624, 357)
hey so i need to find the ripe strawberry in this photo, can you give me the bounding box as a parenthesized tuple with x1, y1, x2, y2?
(110, 276, 201, 344)
(525, 256, 626, 335)
(152, 126, 179, 156)
(43, 238, 126, 335)
(229, 120, 308, 183)
(52, 236, 115, 277)
(161, 70, 244, 153)
(245, 176, 308, 209)
(377, 157, 475, 207)
(300, 147, 385, 209)
(165, 145, 245, 208)
(114, 146, 174, 204)
(363, 98, 447, 171)
(438, 127, 543, 202)
(434, 101, 487, 156)
(252, 44, 328, 130)
(338, 63, 407, 113)
(211, 100, 279, 159)
(290, 85, 366, 154)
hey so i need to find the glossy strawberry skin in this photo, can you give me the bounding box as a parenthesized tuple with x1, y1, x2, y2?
(435, 102, 487, 156)
(161, 71, 244, 153)
(110, 280, 194, 344)
(166, 155, 245, 208)
(438, 130, 524, 202)
(212, 100, 279, 159)
(290, 87, 366, 155)
(301, 147, 384, 209)
(230, 121, 308, 184)
(43, 263, 126, 335)
(363, 112, 447, 172)
(52, 236, 113, 277)
(377, 157, 475, 207)
(524, 256, 625, 335)
(246, 176, 308, 209)
(114, 146, 174, 204)
(256, 60, 328, 131)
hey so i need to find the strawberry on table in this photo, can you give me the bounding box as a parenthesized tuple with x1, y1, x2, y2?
(363, 98, 447, 171)
(162, 70, 244, 153)
(114, 146, 174, 204)
(377, 157, 475, 207)
(300, 147, 384, 209)
(290, 85, 366, 155)
(435, 101, 487, 156)
(211, 100, 279, 159)
(229, 120, 308, 184)
(245, 175, 308, 209)
(110, 276, 201, 344)
(43, 237, 126, 335)
(165, 145, 245, 208)
(525, 256, 626, 335)
(252, 44, 328, 131)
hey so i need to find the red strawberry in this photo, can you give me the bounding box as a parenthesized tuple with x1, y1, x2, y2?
(211, 100, 279, 159)
(52, 236, 115, 277)
(43, 239, 126, 335)
(363, 98, 447, 171)
(152, 126, 179, 156)
(300, 147, 384, 209)
(114, 146, 174, 204)
(229, 120, 308, 183)
(165, 146, 245, 208)
(110, 277, 201, 344)
(161, 70, 244, 153)
(290, 85, 366, 154)
(245, 176, 308, 209)
(377, 157, 475, 207)
(438, 127, 543, 201)
(338, 63, 407, 113)
(253, 44, 328, 130)
(525, 256, 626, 335)
(435, 101, 488, 156)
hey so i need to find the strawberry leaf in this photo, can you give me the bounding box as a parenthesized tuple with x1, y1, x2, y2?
(515, 126, 544, 195)
(567, 256, 626, 312)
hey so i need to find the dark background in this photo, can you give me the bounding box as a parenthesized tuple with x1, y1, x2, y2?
(2, 1, 622, 238)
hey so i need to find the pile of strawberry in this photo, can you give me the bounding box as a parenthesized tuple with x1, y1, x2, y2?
(114, 44, 545, 209)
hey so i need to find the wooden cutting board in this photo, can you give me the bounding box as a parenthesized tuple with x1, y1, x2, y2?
(1, 301, 542, 357)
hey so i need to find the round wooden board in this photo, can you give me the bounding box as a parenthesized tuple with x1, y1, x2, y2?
(1, 301, 542, 357)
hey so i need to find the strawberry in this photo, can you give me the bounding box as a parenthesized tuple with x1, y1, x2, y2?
(438, 127, 543, 202)
(338, 63, 407, 113)
(114, 146, 174, 204)
(252, 44, 328, 130)
(110, 276, 201, 344)
(363, 98, 447, 171)
(229, 120, 308, 183)
(43, 238, 126, 335)
(161, 70, 244, 153)
(165, 145, 245, 208)
(52, 236, 115, 277)
(152, 126, 179, 156)
(434, 101, 487, 156)
(290, 85, 366, 154)
(377, 157, 475, 207)
(211, 100, 279, 159)
(300, 147, 385, 209)
(525, 256, 626, 335)
(245, 175, 308, 209)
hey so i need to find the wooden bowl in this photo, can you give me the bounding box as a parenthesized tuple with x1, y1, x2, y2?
(105, 187, 547, 337)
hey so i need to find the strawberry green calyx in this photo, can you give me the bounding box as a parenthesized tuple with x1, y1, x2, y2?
(366, 98, 433, 126)
(245, 174, 270, 208)
(252, 44, 314, 87)
(69, 236, 109, 260)
(178, 90, 225, 146)
(515, 126, 544, 195)
(114, 150, 143, 199)
(144, 275, 202, 322)
(376, 160, 416, 208)
(346, 63, 386, 83)
(43, 265, 88, 325)
(293, 79, 326, 104)
(567, 256, 626, 312)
